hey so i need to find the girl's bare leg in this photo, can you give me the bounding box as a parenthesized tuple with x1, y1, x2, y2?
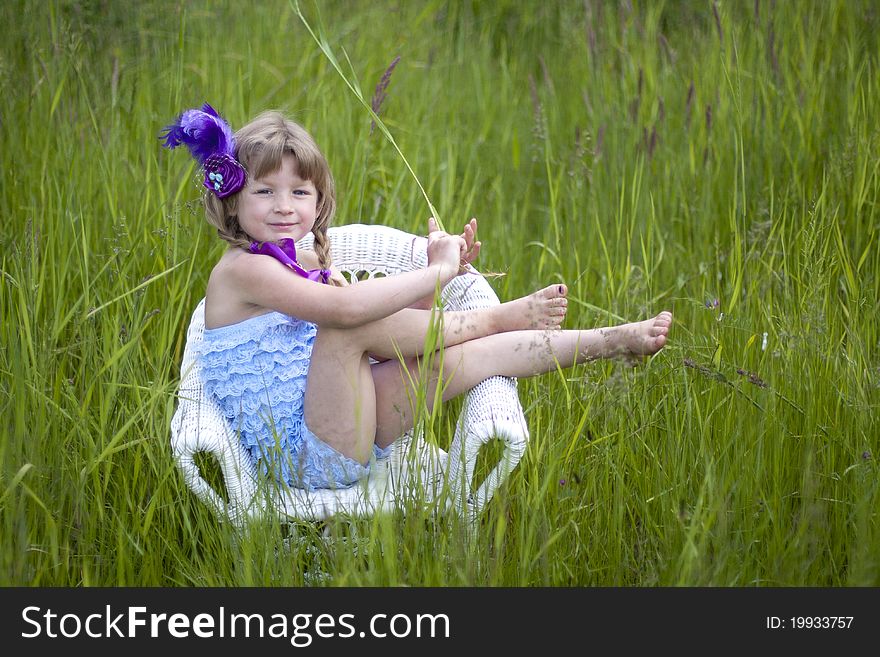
(364, 284, 568, 360)
(303, 285, 567, 462)
(306, 302, 672, 460)
(371, 312, 672, 445)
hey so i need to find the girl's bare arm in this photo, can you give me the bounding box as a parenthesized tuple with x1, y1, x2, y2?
(226, 231, 464, 328)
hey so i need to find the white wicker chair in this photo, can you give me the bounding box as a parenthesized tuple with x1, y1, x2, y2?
(170, 224, 529, 526)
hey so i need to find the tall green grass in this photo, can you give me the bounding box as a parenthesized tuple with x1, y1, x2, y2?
(1, 0, 877, 586)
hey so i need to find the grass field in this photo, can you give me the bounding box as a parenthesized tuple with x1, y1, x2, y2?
(1, 0, 878, 586)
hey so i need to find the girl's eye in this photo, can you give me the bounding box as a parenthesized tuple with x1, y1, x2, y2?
(293, 189, 309, 197)
(256, 189, 272, 195)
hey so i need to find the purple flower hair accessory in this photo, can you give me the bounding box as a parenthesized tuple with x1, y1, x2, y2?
(161, 103, 247, 198)
(204, 153, 247, 198)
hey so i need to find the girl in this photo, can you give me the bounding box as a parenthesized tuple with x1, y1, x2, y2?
(163, 105, 672, 490)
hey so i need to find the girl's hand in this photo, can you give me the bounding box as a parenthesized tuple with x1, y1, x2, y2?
(458, 217, 481, 273)
(427, 217, 467, 283)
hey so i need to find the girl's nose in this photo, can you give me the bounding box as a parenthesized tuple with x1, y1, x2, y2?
(275, 199, 294, 214)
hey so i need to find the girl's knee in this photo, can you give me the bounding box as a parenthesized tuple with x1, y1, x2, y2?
(314, 325, 362, 353)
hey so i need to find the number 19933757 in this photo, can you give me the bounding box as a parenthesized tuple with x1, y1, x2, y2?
(766, 616, 853, 629)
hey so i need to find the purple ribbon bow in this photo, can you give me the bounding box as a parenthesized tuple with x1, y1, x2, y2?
(249, 239, 331, 284)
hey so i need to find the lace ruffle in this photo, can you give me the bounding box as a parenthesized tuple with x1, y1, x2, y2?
(200, 312, 317, 487)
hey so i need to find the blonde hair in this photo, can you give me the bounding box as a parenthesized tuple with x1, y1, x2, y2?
(203, 111, 337, 279)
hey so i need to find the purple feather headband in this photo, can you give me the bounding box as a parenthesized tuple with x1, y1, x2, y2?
(160, 103, 247, 198)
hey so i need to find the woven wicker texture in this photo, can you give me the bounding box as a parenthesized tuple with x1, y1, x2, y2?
(170, 224, 529, 524)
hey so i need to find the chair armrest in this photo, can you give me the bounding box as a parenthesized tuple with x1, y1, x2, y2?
(169, 299, 259, 523)
(408, 239, 531, 516)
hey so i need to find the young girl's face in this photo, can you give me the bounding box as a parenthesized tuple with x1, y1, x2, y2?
(237, 154, 318, 244)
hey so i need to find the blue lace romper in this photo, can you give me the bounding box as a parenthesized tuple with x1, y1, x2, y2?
(198, 311, 390, 490)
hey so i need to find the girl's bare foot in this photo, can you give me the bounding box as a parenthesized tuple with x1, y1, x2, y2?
(602, 311, 672, 359)
(495, 284, 568, 331)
